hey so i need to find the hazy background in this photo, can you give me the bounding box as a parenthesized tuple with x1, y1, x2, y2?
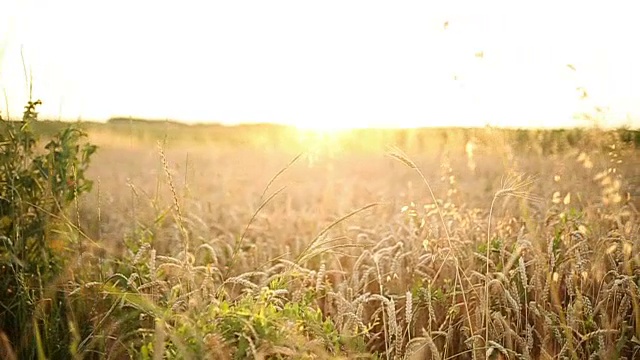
(1, 0, 639, 129)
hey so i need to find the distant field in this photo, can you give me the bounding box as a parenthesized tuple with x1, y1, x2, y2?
(3, 120, 640, 359)
(32, 117, 640, 151)
(76, 122, 640, 246)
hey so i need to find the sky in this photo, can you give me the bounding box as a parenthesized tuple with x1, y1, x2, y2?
(1, 0, 639, 129)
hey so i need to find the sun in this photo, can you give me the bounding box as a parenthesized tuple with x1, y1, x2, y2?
(290, 120, 360, 160)
(293, 124, 353, 145)
(292, 120, 364, 132)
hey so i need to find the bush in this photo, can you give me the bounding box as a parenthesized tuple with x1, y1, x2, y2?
(0, 100, 96, 358)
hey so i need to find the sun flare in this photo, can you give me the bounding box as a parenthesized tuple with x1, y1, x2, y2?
(293, 121, 359, 132)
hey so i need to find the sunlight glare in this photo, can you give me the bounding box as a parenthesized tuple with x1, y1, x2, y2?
(1, 0, 639, 128)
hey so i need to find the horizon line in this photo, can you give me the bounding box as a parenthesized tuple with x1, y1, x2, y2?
(5, 116, 639, 131)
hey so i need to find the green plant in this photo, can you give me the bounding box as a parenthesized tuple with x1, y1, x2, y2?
(0, 99, 96, 358)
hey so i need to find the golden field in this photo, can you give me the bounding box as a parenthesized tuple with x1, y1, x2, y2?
(3, 120, 640, 359)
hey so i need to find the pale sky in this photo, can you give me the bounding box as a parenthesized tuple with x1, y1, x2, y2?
(1, 0, 639, 129)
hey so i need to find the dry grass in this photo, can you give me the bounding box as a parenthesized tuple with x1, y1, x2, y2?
(33, 126, 640, 358)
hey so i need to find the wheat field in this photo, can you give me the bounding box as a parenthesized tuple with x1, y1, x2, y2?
(2, 122, 640, 359)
